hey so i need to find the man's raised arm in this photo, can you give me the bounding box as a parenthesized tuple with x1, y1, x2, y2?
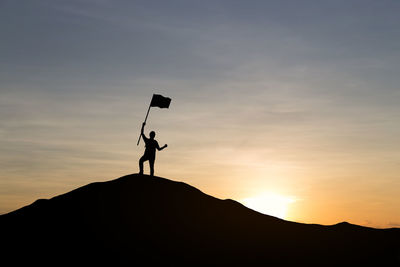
(141, 122, 147, 139)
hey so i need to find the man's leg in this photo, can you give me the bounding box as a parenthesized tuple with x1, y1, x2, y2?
(139, 155, 146, 174)
(149, 158, 155, 176)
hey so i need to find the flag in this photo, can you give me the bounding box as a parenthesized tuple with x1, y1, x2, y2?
(150, 94, 171, 109)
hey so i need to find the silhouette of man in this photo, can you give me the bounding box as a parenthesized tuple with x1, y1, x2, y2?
(139, 122, 167, 176)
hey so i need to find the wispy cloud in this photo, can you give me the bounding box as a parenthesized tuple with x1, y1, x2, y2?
(388, 222, 400, 228)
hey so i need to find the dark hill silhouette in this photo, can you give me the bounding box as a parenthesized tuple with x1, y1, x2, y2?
(1, 174, 399, 266)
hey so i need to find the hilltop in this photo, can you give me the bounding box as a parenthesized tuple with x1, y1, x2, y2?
(1, 174, 399, 266)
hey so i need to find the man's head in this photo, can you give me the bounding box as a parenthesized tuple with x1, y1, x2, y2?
(150, 131, 156, 139)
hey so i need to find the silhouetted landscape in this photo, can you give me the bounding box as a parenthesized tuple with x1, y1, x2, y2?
(1, 174, 399, 266)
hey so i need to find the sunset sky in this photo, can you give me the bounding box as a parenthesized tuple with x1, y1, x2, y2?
(1, 0, 400, 228)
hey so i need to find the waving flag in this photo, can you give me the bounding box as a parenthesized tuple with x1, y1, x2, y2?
(137, 93, 172, 145)
(150, 94, 171, 109)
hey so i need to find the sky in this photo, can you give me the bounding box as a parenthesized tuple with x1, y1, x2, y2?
(1, 0, 400, 228)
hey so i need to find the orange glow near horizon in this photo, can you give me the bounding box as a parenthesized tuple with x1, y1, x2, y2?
(240, 192, 297, 219)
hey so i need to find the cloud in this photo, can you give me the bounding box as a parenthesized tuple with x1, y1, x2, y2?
(388, 222, 400, 228)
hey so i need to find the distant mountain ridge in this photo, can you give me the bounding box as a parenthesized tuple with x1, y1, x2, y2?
(1, 174, 399, 266)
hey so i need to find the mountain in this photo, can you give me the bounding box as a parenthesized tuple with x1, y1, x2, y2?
(1, 174, 399, 266)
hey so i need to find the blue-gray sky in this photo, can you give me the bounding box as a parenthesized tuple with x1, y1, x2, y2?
(1, 0, 400, 227)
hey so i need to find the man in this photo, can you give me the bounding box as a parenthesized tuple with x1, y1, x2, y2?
(139, 122, 167, 176)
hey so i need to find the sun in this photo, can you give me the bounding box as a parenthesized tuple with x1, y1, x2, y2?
(240, 192, 296, 219)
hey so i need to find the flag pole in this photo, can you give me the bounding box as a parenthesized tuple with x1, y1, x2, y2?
(137, 101, 152, 146)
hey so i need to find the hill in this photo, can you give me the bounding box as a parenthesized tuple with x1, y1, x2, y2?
(1, 174, 399, 266)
